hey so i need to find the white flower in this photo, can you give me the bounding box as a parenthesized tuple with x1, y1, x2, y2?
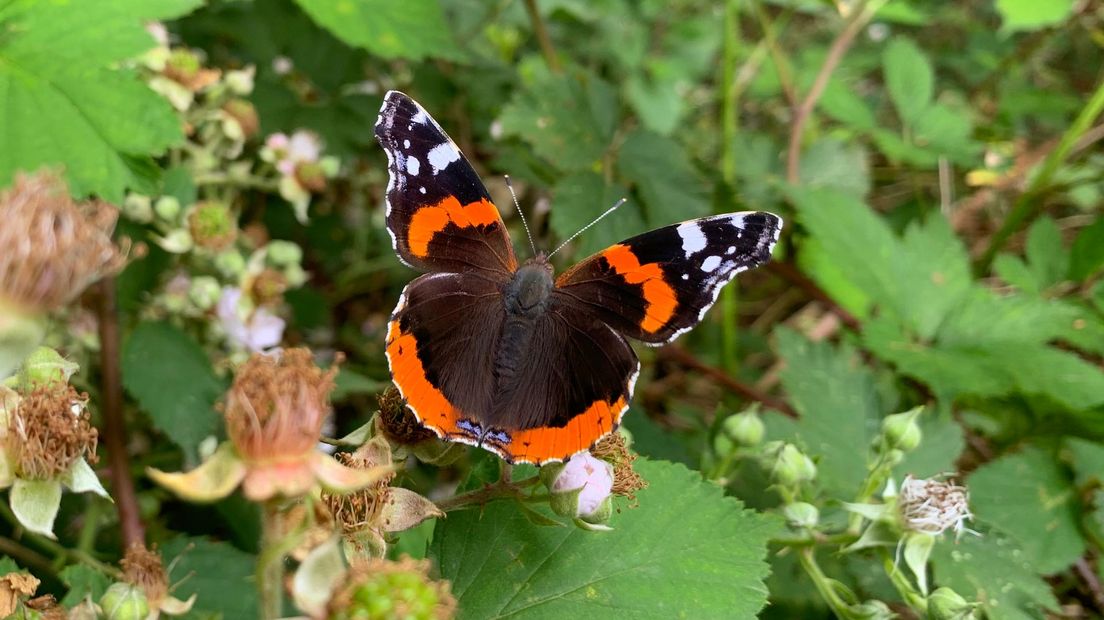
(272, 55, 294, 75)
(552, 452, 613, 516)
(216, 287, 285, 352)
(898, 475, 973, 537)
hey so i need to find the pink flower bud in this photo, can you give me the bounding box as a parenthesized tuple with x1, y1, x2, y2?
(550, 453, 613, 517)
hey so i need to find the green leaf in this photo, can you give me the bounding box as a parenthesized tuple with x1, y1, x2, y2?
(549, 171, 643, 260)
(122, 322, 225, 455)
(0, 557, 18, 573)
(0, 0, 200, 200)
(160, 536, 259, 619)
(617, 129, 710, 226)
(1064, 437, 1104, 487)
(776, 328, 881, 498)
(1069, 216, 1104, 281)
(993, 254, 1040, 293)
(883, 37, 933, 126)
(292, 0, 461, 60)
(500, 64, 617, 171)
(59, 564, 112, 607)
(1024, 217, 1069, 288)
(995, 0, 1075, 32)
(820, 79, 877, 131)
(797, 138, 870, 198)
(931, 532, 1059, 620)
(430, 459, 777, 619)
(968, 447, 1085, 574)
(894, 410, 964, 479)
(9, 478, 62, 538)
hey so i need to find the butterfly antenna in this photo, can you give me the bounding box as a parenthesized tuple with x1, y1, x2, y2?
(547, 198, 627, 258)
(504, 175, 538, 256)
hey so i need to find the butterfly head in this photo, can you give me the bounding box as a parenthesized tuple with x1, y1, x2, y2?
(505, 255, 554, 317)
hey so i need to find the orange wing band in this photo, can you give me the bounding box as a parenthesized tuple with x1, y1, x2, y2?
(600, 244, 677, 333)
(506, 395, 626, 464)
(386, 319, 465, 437)
(406, 196, 503, 257)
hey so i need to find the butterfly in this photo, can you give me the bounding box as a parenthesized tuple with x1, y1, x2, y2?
(375, 91, 782, 465)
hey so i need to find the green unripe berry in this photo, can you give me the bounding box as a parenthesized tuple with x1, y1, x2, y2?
(882, 407, 923, 452)
(99, 583, 150, 620)
(927, 587, 978, 620)
(770, 443, 817, 486)
(723, 410, 765, 447)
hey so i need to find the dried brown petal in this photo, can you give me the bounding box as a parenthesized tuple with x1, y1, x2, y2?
(7, 384, 98, 480)
(0, 572, 40, 616)
(0, 171, 124, 312)
(592, 432, 647, 501)
(121, 543, 169, 605)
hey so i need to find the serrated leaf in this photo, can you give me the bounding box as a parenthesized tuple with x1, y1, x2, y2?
(160, 536, 259, 619)
(797, 138, 870, 198)
(995, 0, 1075, 32)
(820, 79, 877, 131)
(59, 564, 111, 607)
(776, 328, 882, 498)
(617, 129, 710, 225)
(122, 322, 225, 455)
(1069, 216, 1104, 280)
(429, 459, 777, 619)
(968, 447, 1084, 574)
(0, 0, 200, 200)
(549, 171, 644, 260)
(292, 0, 461, 61)
(1024, 217, 1069, 289)
(931, 532, 1058, 620)
(500, 65, 617, 171)
(883, 38, 933, 126)
(894, 409, 964, 479)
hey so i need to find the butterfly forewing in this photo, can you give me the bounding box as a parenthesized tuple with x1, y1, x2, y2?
(375, 91, 517, 274)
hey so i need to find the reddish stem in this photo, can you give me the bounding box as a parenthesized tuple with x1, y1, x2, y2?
(96, 278, 144, 547)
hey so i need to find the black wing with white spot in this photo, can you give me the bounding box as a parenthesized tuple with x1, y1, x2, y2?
(374, 91, 517, 275)
(553, 212, 782, 345)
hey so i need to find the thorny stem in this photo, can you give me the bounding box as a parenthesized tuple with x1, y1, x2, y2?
(523, 0, 561, 73)
(436, 476, 541, 513)
(785, 0, 888, 183)
(97, 278, 144, 548)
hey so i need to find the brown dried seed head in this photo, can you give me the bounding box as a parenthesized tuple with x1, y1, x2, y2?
(225, 348, 338, 461)
(187, 201, 238, 252)
(0, 171, 124, 312)
(249, 268, 288, 306)
(8, 384, 98, 480)
(376, 387, 436, 445)
(121, 543, 169, 605)
(322, 450, 395, 535)
(592, 432, 647, 501)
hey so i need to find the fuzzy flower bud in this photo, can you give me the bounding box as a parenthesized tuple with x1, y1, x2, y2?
(153, 196, 182, 222)
(783, 502, 819, 529)
(188, 276, 222, 311)
(0, 171, 124, 314)
(6, 384, 97, 480)
(898, 475, 972, 536)
(122, 194, 154, 223)
(723, 410, 765, 447)
(12, 347, 79, 388)
(162, 49, 219, 92)
(222, 99, 259, 140)
(265, 240, 303, 268)
(769, 443, 817, 486)
(927, 586, 978, 620)
(327, 557, 456, 620)
(187, 201, 238, 252)
(543, 453, 614, 522)
(99, 583, 150, 620)
(882, 407, 923, 452)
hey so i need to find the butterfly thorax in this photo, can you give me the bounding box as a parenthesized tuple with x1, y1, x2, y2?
(493, 256, 554, 394)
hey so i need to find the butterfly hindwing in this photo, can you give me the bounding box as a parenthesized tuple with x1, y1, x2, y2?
(375, 91, 517, 275)
(554, 212, 783, 345)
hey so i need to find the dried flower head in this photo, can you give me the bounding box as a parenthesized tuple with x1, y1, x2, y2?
(162, 49, 220, 92)
(7, 384, 97, 480)
(328, 556, 456, 620)
(226, 348, 337, 463)
(0, 171, 124, 313)
(376, 387, 436, 446)
(187, 201, 237, 252)
(898, 475, 973, 536)
(324, 449, 395, 535)
(248, 268, 288, 306)
(591, 432, 647, 501)
(121, 544, 169, 606)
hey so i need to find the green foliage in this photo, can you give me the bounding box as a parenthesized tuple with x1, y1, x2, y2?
(430, 459, 777, 619)
(931, 533, 1059, 619)
(292, 0, 461, 61)
(161, 536, 259, 618)
(0, 0, 200, 200)
(121, 322, 226, 454)
(59, 565, 112, 607)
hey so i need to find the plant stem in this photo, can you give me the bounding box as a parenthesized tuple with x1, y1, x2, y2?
(798, 547, 853, 618)
(881, 550, 927, 613)
(785, 0, 887, 183)
(436, 476, 540, 512)
(257, 501, 286, 620)
(976, 77, 1104, 270)
(659, 345, 798, 417)
(0, 536, 58, 576)
(0, 501, 121, 578)
(523, 0, 561, 73)
(96, 278, 144, 549)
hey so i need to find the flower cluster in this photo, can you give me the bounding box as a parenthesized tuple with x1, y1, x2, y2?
(260, 131, 340, 222)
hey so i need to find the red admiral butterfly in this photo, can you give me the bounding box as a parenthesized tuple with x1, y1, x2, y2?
(375, 91, 782, 464)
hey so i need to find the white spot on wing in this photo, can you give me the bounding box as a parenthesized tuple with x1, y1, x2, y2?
(726, 246, 735, 254)
(411, 108, 428, 125)
(681, 273, 689, 280)
(403, 139, 410, 149)
(419, 187, 426, 194)
(406, 156, 420, 176)
(427, 142, 461, 174)
(677, 222, 707, 256)
(701, 255, 722, 272)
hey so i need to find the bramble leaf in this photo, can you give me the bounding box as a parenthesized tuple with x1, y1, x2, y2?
(430, 459, 777, 619)
(292, 0, 461, 61)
